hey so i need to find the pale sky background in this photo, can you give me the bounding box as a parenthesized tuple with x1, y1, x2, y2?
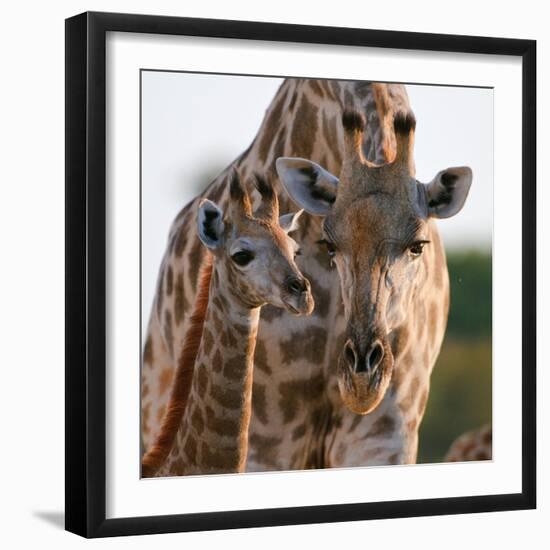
(141, 72, 493, 331)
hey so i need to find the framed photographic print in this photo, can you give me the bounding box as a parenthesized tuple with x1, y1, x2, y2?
(65, 11, 536, 538)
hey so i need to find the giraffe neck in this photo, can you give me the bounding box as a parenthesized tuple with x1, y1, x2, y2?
(239, 79, 402, 180)
(160, 265, 260, 476)
(241, 80, 344, 185)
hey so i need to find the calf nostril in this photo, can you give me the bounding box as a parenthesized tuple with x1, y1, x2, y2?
(287, 277, 305, 294)
(367, 340, 384, 371)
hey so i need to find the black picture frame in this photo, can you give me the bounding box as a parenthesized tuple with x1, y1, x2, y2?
(65, 11, 536, 538)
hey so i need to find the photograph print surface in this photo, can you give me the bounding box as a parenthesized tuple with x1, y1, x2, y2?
(140, 73, 492, 478)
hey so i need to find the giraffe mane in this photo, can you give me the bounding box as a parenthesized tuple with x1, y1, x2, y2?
(141, 253, 214, 477)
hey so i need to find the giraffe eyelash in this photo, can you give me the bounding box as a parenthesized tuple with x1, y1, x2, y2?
(317, 239, 336, 252)
(316, 239, 337, 267)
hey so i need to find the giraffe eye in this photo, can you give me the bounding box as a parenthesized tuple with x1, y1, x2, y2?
(318, 239, 336, 258)
(409, 241, 429, 257)
(317, 238, 337, 267)
(231, 250, 254, 266)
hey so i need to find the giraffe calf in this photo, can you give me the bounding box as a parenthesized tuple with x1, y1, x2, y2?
(142, 171, 314, 476)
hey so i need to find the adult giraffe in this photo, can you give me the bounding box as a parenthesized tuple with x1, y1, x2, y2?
(277, 110, 472, 464)
(141, 78, 472, 469)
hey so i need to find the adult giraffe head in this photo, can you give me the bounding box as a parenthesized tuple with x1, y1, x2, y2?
(197, 170, 314, 316)
(276, 111, 472, 414)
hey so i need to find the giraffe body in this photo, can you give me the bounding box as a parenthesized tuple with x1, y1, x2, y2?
(142, 79, 471, 470)
(444, 424, 492, 462)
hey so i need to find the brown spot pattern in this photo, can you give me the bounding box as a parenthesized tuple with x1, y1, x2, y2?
(291, 95, 318, 159)
(368, 415, 395, 438)
(279, 326, 327, 366)
(387, 453, 399, 465)
(288, 85, 299, 112)
(322, 112, 338, 148)
(142, 403, 151, 435)
(252, 383, 268, 425)
(270, 128, 287, 171)
(312, 283, 331, 318)
(278, 372, 325, 424)
(205, 406, 240, 438)
(254, 340, 272, 375)
(212, 348, 223, 373)
(174, 272, 188, 325)
(191, 407, 205, 435)
(163, 310, 173, 357)
(171, 457, 186, 475)
(248, 433, 282, 468)
(174, 229, 187, 258)
(188, 239, 203, 292)
(261, 304, 284, 322)
(159, 367, 173, 396)
(348, 413, 363, 434)
(156, 271, 164, 319)
(308, 80, 324, 97)
(212, 294, 229, 314)
(220, 327, 237, 348)
(183, 436, 198, 464)
(292, 423, 307, 441)
(143, 335, 154, 365)
(258, 86, 288, 163)
(201, 328, 214, 352)
(196, 364, 208, 395)
(156, 404, 166, 423)
(201, 443, 238, 471)
(222, 355, 247, 382)
(166, 265, 173, 296)
(399, 376, 421, 412)
(428, 301, 440, 335)
(210, 383, 242, 410)
(207, 181, 225, 204)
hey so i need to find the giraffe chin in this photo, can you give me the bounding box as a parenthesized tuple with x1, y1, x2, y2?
(337, 344, 394, 415)
(282, 293, 315, 316)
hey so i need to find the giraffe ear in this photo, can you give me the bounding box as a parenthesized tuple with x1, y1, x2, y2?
(197, 199, 225, 249)
(279, 209, 304, 234)
(276, 157, 338, 216)
(425, 167, 473, 219)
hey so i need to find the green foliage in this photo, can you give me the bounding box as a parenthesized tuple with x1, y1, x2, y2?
(418, 339, 492, 463)
(417, 250, 492, 463)
(445, 250, 492, 339)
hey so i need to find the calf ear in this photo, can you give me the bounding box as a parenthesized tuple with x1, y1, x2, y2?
(425, 167, 473, 219)
(197, 199, 225, 249)
(279, 209, 304, 234)
(276, 157, 338, 216)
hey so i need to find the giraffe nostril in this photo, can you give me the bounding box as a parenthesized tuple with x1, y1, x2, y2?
(366, 340, 384, 372)
(287, 277, 306, 295)
(344, 340, 357, 369)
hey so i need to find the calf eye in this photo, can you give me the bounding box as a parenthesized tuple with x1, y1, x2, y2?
(409, 241, 429, 257)
(231, 250, 254, 266)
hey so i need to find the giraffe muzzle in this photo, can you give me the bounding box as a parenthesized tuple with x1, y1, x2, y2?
(282, 276, 314, 315)
(338, 337, 394, 415)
